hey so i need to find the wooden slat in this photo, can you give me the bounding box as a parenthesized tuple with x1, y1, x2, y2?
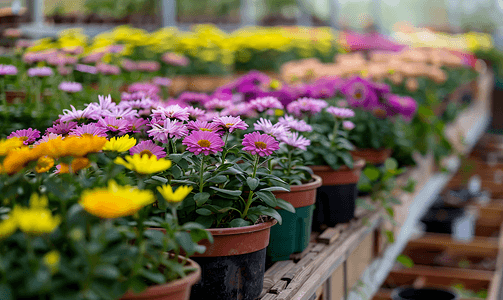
(408, 233, 499, 257)
(261, 261, 296, 297)
(487, 222, 503, 300)
(317, 227, 342, 245)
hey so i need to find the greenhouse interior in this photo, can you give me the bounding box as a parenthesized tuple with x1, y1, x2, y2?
(2, 0, 503, 300)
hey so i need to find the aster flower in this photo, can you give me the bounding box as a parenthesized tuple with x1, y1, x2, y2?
(249, 96, 284, 112)
(121, 59, 137, 72)
(103, 134, 137, 152)
(280, 132, 311, 150)
(8, 128, 40, 145)
(213, 116, 249, 133)
(96, 63, 120, 75)
(46, 121, 78, 135)
(178, 92, 210, 105)
(200, 111, 221, 122)
(128, 82, 160, 95)
(341, 77, 379, 109)
(102, 106, 139, 120)
(57, 65, 72, 76)
(0, 65, 18, 76)
(27, 67, 53, 77)
(58, 81, 82, 93)
(75, 64, 97, 74)
(386, 95, 418, 122)
(242, 132, 280, 157)
(147, 119, 188, 143)
(343, 121, 355, 130)
(69, 123, 108, 137)
(152, 105, 190, 121)
(204, 98, 232, 111)
(34, 133, 62, 145)
(153, 76, 171, 87)
(186, 106, 206, 120)
(136, 61, 160, 72)
(286, 97, 328, 117)
(254, 118, 290, 140)
(162, 52, 189, 66)
(130, 140, 166, 158)
(115, 154, 172, 174)
(278, 115, 312, 132)
(220, 103, 254, 117)
(182, 131, 224, 155)
(59, 105, 101, 122)
(82, 52, 104, 64)
(97, 117, 129, 133)
(187, 120, 222, 134)
(326, 107, 355, 119)
(125, 117, 149, 133)
(118, 98, 154, 111)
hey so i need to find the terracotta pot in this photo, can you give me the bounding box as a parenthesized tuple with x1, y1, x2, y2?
(350, 148, 392, 165)
(309, 159, 366, 186)
(272, 174, 322, 208)
(121, 255, 200, 300)
(170, 76, 188, 96)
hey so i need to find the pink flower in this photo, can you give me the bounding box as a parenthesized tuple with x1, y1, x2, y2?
(147, 119, 188, 143)
(34, 133, 62, 145)
(0, 65, 17, 76)
(136, 61, 160, 72)
(162, 52, 189, 66)
(187, 120, 222, 134)
(59, 105, 101, 122)
(75, 64, 97, 74)
(128, 82, 160, 95)
(182, 131, 224, 155)
(130, 140, 166, 158)
(8, 128, 40, 145)
(242, 132, 280, 157)
(280, 132, 311, 150)
(46, 121, 78, 135)
(213, 116, 249, 133)
(187, 106, 206, 120)
(253, 118, 289, 140)
(343, 121, 355, 130)
(126, 117, 149, 133)
(69, 123, 108, 137)
(286, 98, 328, 117)
(278, 115, 312, 132)
(220, 103, 254, 117)
(97, 117, 129, 133)
(153, 77, 172, 87)
(152, 105, 190, 121)
(96, 63, 120, 75)
(58, 81, 82, 93)
(204, 98, 232, 111)
(249, 96, 284, 112)
(27, 67, 53, 77)
(326, 107, 355, 119)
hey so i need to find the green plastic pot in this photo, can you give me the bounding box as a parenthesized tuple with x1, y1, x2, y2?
(267, 175, 322, 261)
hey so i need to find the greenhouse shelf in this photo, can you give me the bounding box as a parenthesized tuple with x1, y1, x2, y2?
(346, 109, 490, 300)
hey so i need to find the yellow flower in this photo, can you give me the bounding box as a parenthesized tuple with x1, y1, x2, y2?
(0, 137, 24, 156)
(274, 109, 285, 117)
(57, 163, 69, 174)
(103, 135, 137, 152)
(12, 206, 61, 235)
(157, 185, 193, 204)
(270, 79, 282, 90)
(79, 180, 155, 218)
(114, 154, 171, 174)
(36, 135, 106, 158)
(0, 217, 17, 239)
(43, 250, 60, 274)
(2, 147, 40, 175)
(70, 157, 90, 173)
(29, 193, 49, 209)
(35, 156, 54, 173)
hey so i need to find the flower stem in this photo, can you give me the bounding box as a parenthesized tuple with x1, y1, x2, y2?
(241, 155, 260, 219)
(221, 133, 230, 164)
(0, 77, 6, 106)
(331, 119, 340, 143)
(199, 156, 205, 193)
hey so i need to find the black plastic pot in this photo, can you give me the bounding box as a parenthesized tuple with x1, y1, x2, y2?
(391, 287, 458, 300)
(190, 248, 266, 300)
(421, 207, 465, 234)
(313, 183, 357, 231)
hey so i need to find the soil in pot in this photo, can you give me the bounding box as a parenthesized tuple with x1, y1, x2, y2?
(391, 287, 458, 300)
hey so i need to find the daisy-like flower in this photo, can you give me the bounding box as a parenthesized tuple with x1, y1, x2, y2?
(97, 117, 129, 133)
(79, 180, 155, 218)
(118, 98, 154, 111)
(129, 140, 166, 158)
(278, 115, 312, 132)
(152, 105, 190, 121)
(0, 137, 24, 156)
(220, 102, 254, 117)
(254, 118, 290, 140)
(59, 105, 101, 122)
(182, 131, 224, 155)
(58, 81, 82, 93)
(102, 106, 139, 120)
(125, 117, 149, 133)
(46, 121, 78, 135)
(286, 97, 328, 117)
(186, 106, 206, 120)
(343, 121, 355, 130)
(27, 67, 53, 77)
(204, 98, 232, 111)
(114, 154, 172, 174)
(341, 77, 379, 109)
(147, 119, 188, 143)
(34, 133, 62, 145)
(280, 132, 311, 150)
(157, 185, 193, 204)
(213, 116, 248, 133)
(91, 94, 117, 111)
(96, 63, 120, 75)
(136, 61, 161, 73)
(103, 134, 137, 152)
(75, 64, 97, 74)
(326, 107, 355, 119)
(162, 52, 190, 66)
(35, 156, 55, 173)
(249, 96, 284, 112)
(187, 120, 222, 134)
(152, 76, 171, 87)
(0, 65, 18, 76)
(242, 132, 280, 157)
(69, 123, 108, 137)
(8, 128, 41, 145)
(386, 95, 418, 122)
(178, 92, 209, 105)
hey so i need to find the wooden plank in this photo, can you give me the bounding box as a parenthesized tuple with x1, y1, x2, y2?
(261, 293, 278, 300)
(290, 243, 317, 261)
(317, 227, 341, 245)
(282, 253, 317, 282)
(329, 264, 345, 300)
(346, 234, 374, 291)
(486, 222, 503, 300)
(408, 233, 499, 257)
(261, 261, 296, 297)
(271, 280, 289, 295)
(311, 244, 326, 253)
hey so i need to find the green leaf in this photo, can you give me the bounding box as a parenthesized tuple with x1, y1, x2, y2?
(276, 199, 295, 213)
(210, 187, 242, 197)
(260, 186, 290, 192)
(194, 192, 210, 206)
(257, 206, 282, 225)
(196, 208, 212, 216)
(385, 207, 394, 218)
(356, 198, 376, 211)
(150, 176, 168, 183)
(255, 191, 278, 207)
(175, 231, 197, 253)
(0, 283, 13, 300)
(396, 254, 414, 268)
(229, 218, 252, 228)
(339, 151, 354, 169)
(384, 158, 398, 171)
(139, 268, 166, 284)
(385, 230, 395, 243)
(208, 175, 228, 183)
(246, 177, 259, 191)
(93, 264, 120, 279)
(363, 167, 380, 181)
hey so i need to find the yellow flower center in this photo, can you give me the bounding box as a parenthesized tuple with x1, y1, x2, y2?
(355, 91, 362, 99)
(255, 141, 267, 149)
(107, 125, 119, 129)
(19, 136, 28, 141)
(200, 128, 212, 132)
(82, 133, 93, 138)
(225, 123, 234, 128)
(197, 139, 211, 147)
(139, 149, 153, 158)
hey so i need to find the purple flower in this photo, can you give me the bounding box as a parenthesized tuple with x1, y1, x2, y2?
(0, 65, 17, 76)
(187, 106, 206, 120)
(286, 98, 328, 118)
(136, 61, 160, 72)
(69, 123, 108, 137)
(178, 92, 210, 105)
(278, 115, 312, 132)
(213, 116, 248, 133)
(96, 63, 120, 75)
(97, 117, 129, 133)
(126, 117, 149, 133)
(82, 52, 104, 64)
(182, 131, 224, 155)
(102, 106, 139, 119)
(162, 52, 189, 66)
(153, 77, 172, 87)
(27, 67, 53, 77)
(57, 65, 72, 76)
(280, 132, 311, 150)
(34, 133, 61, 145)
(187, 120, 222, 134)
(249, 96, 284, 112)
(152, 105, 190, 121)
(130, 140, 166, 158)
(8, 128, 40, 145)
(254, 118, 290, 140)
(242, 132, 280, 157)
(147, 119, 188, 143)
(386, 94, 418, 122)
(341, 77, 379, 109)
(118, 98, 154, 111)
(220, 103, 255, 118)
(75, 64, 97, 74)
(128, 82, 160, 95)
(121, 59, 137, 72)
(59, 105, 101, 122)
(46, 121, 78, 135)
(343, 121, 355, 131)
(326, 107, 355, 119)
(58, 81, 82, 93)
(204, 98, 232, 111)
(200, 111, 221, 122)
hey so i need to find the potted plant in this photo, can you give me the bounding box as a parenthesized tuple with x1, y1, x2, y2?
(253, 117, 322, 261)
(0, 134, 210, 300)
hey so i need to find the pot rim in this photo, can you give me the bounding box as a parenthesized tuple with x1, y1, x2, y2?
(275, 174, 323, 193)
(207, 218, 278, 236)
(309, 158, 366, 172)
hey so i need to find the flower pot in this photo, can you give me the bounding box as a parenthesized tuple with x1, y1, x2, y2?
(190, 219, 277, 300)
(351, 148, 392, 166)
(267, 175, 322, 261)
(121, 256, 201, 300)
(310, 159, 365, 230)
(391, 287, 458, 300)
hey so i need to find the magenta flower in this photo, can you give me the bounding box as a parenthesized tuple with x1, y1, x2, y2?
(220, 103, 254, 118)
(187, 106, 206, 120)
(69, 123, 108, 137)
(204, 98, 232, 111)
(341, 77, 379, 109)
(286, 97, 328, 117)
(147, 119, 188, 143)
(82, 52, 104, 64)
(326, 107, 355, 119)
(136, 61, 161, 72)
(249, 96, 284, 112)
(27, 67, 53, 77)
(187, 120, 222, 134)
(278, 115, 312, 132)
(34, 133, 62, 145)
(8, 128, 40, 145)
(121, 59, 137, 72)
(59, 105, 101, 122)
(102, 106, 139, 119)
(182, 131, 224, 155)
(118, 98, 154, 111)
(178, 92, 210, 105)
(343, 121, 355, 131)
(126, 117, 149, 133)
(152, 105, 190, 121)
(57, 65, 72, 76)
(130, 140, 166, 158)
(75, 64, 97, 74)
(162, 52, 190, 66)
(128, 82, 160, 95)
(242, 132, 280, 157)
(96, 63, 120, 75)
(46, 121, 78, 135)
(97, 117, 129, 133)
(153, 77, 172, 87)
(0, 65, 18, 76)
(213, 116, 249, 133)
(386, 95, 418, 122)
(58, 81, 82, 93)
(254, 118, 289, 140)
(280, 132, 311, 150)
